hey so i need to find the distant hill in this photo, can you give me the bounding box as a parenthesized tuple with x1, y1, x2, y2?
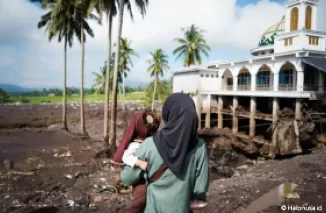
(0, 81, 150, 93)
(124, 80, 149, 88)
(0, 84, 41, 93)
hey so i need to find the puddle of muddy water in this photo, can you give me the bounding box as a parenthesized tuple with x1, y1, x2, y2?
(239, 182, 298, 213)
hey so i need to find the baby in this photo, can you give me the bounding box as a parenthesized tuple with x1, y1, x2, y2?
(122, 138, 149, 171)
(111, 111, 160, 170)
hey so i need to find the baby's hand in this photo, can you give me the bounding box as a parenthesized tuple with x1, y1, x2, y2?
(136, 160, 148, 171)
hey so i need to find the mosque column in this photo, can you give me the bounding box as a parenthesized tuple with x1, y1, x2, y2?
(218, 96, 223, 129)
(272, 98, 279, 123)
(233, 76, 238, 91)
(195, 92, 202, 131)
(232, 96, 238, 134)
(273, 72, 279, 91)
(251, 74, 257, 91)
(270, 98, 279, 157)
(295, 99, 302, 121)
(249, 97, 256, 137)
(205, 94, 211, 129)
(296, 71, 304, 92)
(318, 71, 324, 92)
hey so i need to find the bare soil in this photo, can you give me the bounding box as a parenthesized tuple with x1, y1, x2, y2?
(0, 102, 325, 213)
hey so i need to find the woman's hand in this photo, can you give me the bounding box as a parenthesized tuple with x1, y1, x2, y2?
(135, 159, 148, 171)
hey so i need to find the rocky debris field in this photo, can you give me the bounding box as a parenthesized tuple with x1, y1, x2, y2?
(0, 102, 326, 213)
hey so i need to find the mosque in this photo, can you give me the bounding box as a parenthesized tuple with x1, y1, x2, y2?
(172, 0, 326, 155)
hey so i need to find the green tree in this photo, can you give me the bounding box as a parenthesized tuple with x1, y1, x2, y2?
(173, 24, 211, 67)
(92, 53, 125, 94)
(116, 37, 138, 114)
(109, 0, 148, 149)
(0, 89, 9, 104)
(33, 0, 93, 130)
(143, 78, 172, 106)
(147, 49, 169, 111)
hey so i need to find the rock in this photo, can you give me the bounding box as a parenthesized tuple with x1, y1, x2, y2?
(237, 165, 249, 170)
(47, 124, 60, 130)
(232, 170, 240, 178)
(3, 159, 13, 170)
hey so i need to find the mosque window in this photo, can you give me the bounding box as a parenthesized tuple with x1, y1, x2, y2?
(309, 36, 319, 45)
(289, 37, 293, 45)
(211, 74, 214, 78)
(257, 69, 270, 88)
(200, 74, 203, 77)
(279, 69, 294, 87)
(284, 39, 289, 46)
(216, 74, 219, 78)
(206, 74, 209, 78)
(290, 7, 299, 31)
(305, 6, 312, 30)
(227, 78, 233, 85)
(238, 72, 251, 89)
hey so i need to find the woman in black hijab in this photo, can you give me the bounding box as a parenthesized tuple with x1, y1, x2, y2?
(121, 93, 209, 213)
(153, 92, 199, 174)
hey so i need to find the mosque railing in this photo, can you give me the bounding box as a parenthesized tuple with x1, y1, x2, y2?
(278, 85, 296, 91)
(256, 85, 272, 91)
(237, 85, 251, 91)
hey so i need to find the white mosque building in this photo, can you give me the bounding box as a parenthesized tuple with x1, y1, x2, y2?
(172, 0, 326, 146)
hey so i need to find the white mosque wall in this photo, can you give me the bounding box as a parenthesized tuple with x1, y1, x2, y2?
(274, 31, 326, 54)
(199, 71, 220, 92)
(173, 71, 199, 93)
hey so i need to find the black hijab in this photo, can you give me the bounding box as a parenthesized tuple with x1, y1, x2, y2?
(153, 92, 198, 174)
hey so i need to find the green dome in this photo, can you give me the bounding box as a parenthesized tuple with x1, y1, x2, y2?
(258, 16, 285, 47)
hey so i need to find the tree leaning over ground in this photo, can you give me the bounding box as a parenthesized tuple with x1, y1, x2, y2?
(109, 0, 148, 151)
(147, 49, 169, 111)
(173, 24, 211, 67)
(116, 37, 138, 115)
(33, 0, 93, 130)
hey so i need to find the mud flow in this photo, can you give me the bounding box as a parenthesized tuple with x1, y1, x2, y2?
(0, 103, 326, 213)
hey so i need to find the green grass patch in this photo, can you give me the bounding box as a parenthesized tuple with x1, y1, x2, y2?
(9, 92, 145, 104)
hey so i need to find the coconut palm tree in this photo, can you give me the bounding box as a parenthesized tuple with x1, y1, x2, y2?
(116, 37, 138, 114)
(173, 24, 211, 67)
(92, 0, 118, 146)
(91, 53, 125, 94)
(109, 0, 148, 149)
(34, 0, 94, 130)
(73, 0, 98, 135)
(147, 49, 169, 111)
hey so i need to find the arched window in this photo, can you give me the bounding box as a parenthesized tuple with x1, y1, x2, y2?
(305, 6, 312, 30)
(290, 7, 299, 31)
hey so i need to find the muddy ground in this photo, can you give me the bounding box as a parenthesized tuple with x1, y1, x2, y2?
(0, 102, 326, 213)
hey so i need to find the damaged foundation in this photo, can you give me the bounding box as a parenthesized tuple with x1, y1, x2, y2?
(197, 94, 326, 158)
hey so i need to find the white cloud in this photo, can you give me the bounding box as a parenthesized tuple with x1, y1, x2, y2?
(0, 0, 285, 87)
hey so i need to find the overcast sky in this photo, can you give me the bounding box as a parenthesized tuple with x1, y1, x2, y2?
(0, 0, 286, 88)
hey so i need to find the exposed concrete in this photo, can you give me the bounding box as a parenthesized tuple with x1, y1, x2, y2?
(232, 96, 239, 134)
(250, 97, 256, 137)
(205, 95, 211, 129)
(319, 71, 324, 92)
(295, 99, 302, 121)
(272, 98, 279, 122)
(195, 94, 202, 130)
(218, 96, 223, 129)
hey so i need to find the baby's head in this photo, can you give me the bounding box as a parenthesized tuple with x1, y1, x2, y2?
(142, 111, 161, 137)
